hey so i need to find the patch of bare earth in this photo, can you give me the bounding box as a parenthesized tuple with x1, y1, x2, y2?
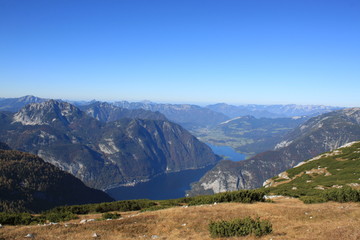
(1, 198, 360, 240)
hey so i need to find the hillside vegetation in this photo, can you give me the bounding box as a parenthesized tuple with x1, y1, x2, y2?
(265, 141, 360, 202)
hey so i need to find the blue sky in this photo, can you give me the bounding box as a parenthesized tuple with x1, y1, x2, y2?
(0, 0, 359, 106)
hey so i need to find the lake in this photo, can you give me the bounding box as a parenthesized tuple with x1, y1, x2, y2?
(207, 143, 247, 161)
(105, 144, 245, 201)
(106, 165, 214, 201)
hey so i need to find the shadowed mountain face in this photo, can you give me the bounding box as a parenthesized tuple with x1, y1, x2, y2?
(0, 100, 219, 190)
(0, 142, 10, 150)
(188, 108, 360, 196)
(0, 146, 113, 213)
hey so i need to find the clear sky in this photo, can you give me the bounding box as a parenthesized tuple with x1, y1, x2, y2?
(0, 0, 359, 106)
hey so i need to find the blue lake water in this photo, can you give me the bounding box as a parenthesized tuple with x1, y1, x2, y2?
(207, 143, 247, 161)
(105, 144, 245, 201)
(106, 165, 214, 201)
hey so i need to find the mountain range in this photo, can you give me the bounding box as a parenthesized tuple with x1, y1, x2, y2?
(0, 96, 343, 129)
(207, 103, 342, 118)
(0, 100, 219, 190)
(113, 100, 229, 129)
(188, 108, 360, 196)
(78, 101, 167, 122)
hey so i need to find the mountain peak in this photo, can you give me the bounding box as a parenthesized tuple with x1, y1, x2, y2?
(18, 95, 43, 102)
(12, 100, 83, 126)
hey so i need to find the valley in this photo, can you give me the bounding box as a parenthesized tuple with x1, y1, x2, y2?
(191, 115, 308, 156)
(1, 96, 360, 213)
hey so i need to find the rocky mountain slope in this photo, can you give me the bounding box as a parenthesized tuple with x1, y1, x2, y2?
(207, 103, 342, 118)
(79, 101, 167, 122)
(264, 141, 360, 194)
(114, 101, 229, 129)
(0, 100, 219, 190)
(0, 145, 113, 213)
(192, 115, 308, 156)
(188, 108, 360, 196)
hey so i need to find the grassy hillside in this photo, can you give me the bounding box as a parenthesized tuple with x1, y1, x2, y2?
(265, 141, 360, 200)
(1, 198, 360, 239)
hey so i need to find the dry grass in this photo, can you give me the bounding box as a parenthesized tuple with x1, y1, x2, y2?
(1, 197, 360, 240)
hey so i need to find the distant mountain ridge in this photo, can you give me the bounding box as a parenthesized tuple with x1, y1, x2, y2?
(0, 96, 343, 129)
(0, 95, 48, 112)
(0, 96, 230, 129)
(0, 100, 219, 190)
(113, 100, 229, 129)
(188, 108, 360, 196)
(79, 101, 167, 122)
(207, 103, 342, 118)
(0, 145, 113, 213)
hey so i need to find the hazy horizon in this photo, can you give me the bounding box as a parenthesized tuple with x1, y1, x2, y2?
(0, 94, 352, 108)
(1, 1, 359, 107)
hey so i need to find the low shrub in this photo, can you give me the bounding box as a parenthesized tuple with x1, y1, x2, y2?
(0, 212, 38, 225)
(322, 186, 360, 203)
(208, 217, 272, 238)
(188, 189, 266, 206)
(102, 212, 121, 220)
(45, 199, 157, 215)
(140, 205, 172, 212)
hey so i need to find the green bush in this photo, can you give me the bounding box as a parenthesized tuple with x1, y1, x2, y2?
(208, 217, 272, 238)
(188, 189, 266, 206)
(140, 205, 172, 212)
(93, 199, 156, 212)
(0, 212, 38, 225)
(102, 212, 121, 220)
(45, 199, 157, 215)
(322, 186, 360, 203)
